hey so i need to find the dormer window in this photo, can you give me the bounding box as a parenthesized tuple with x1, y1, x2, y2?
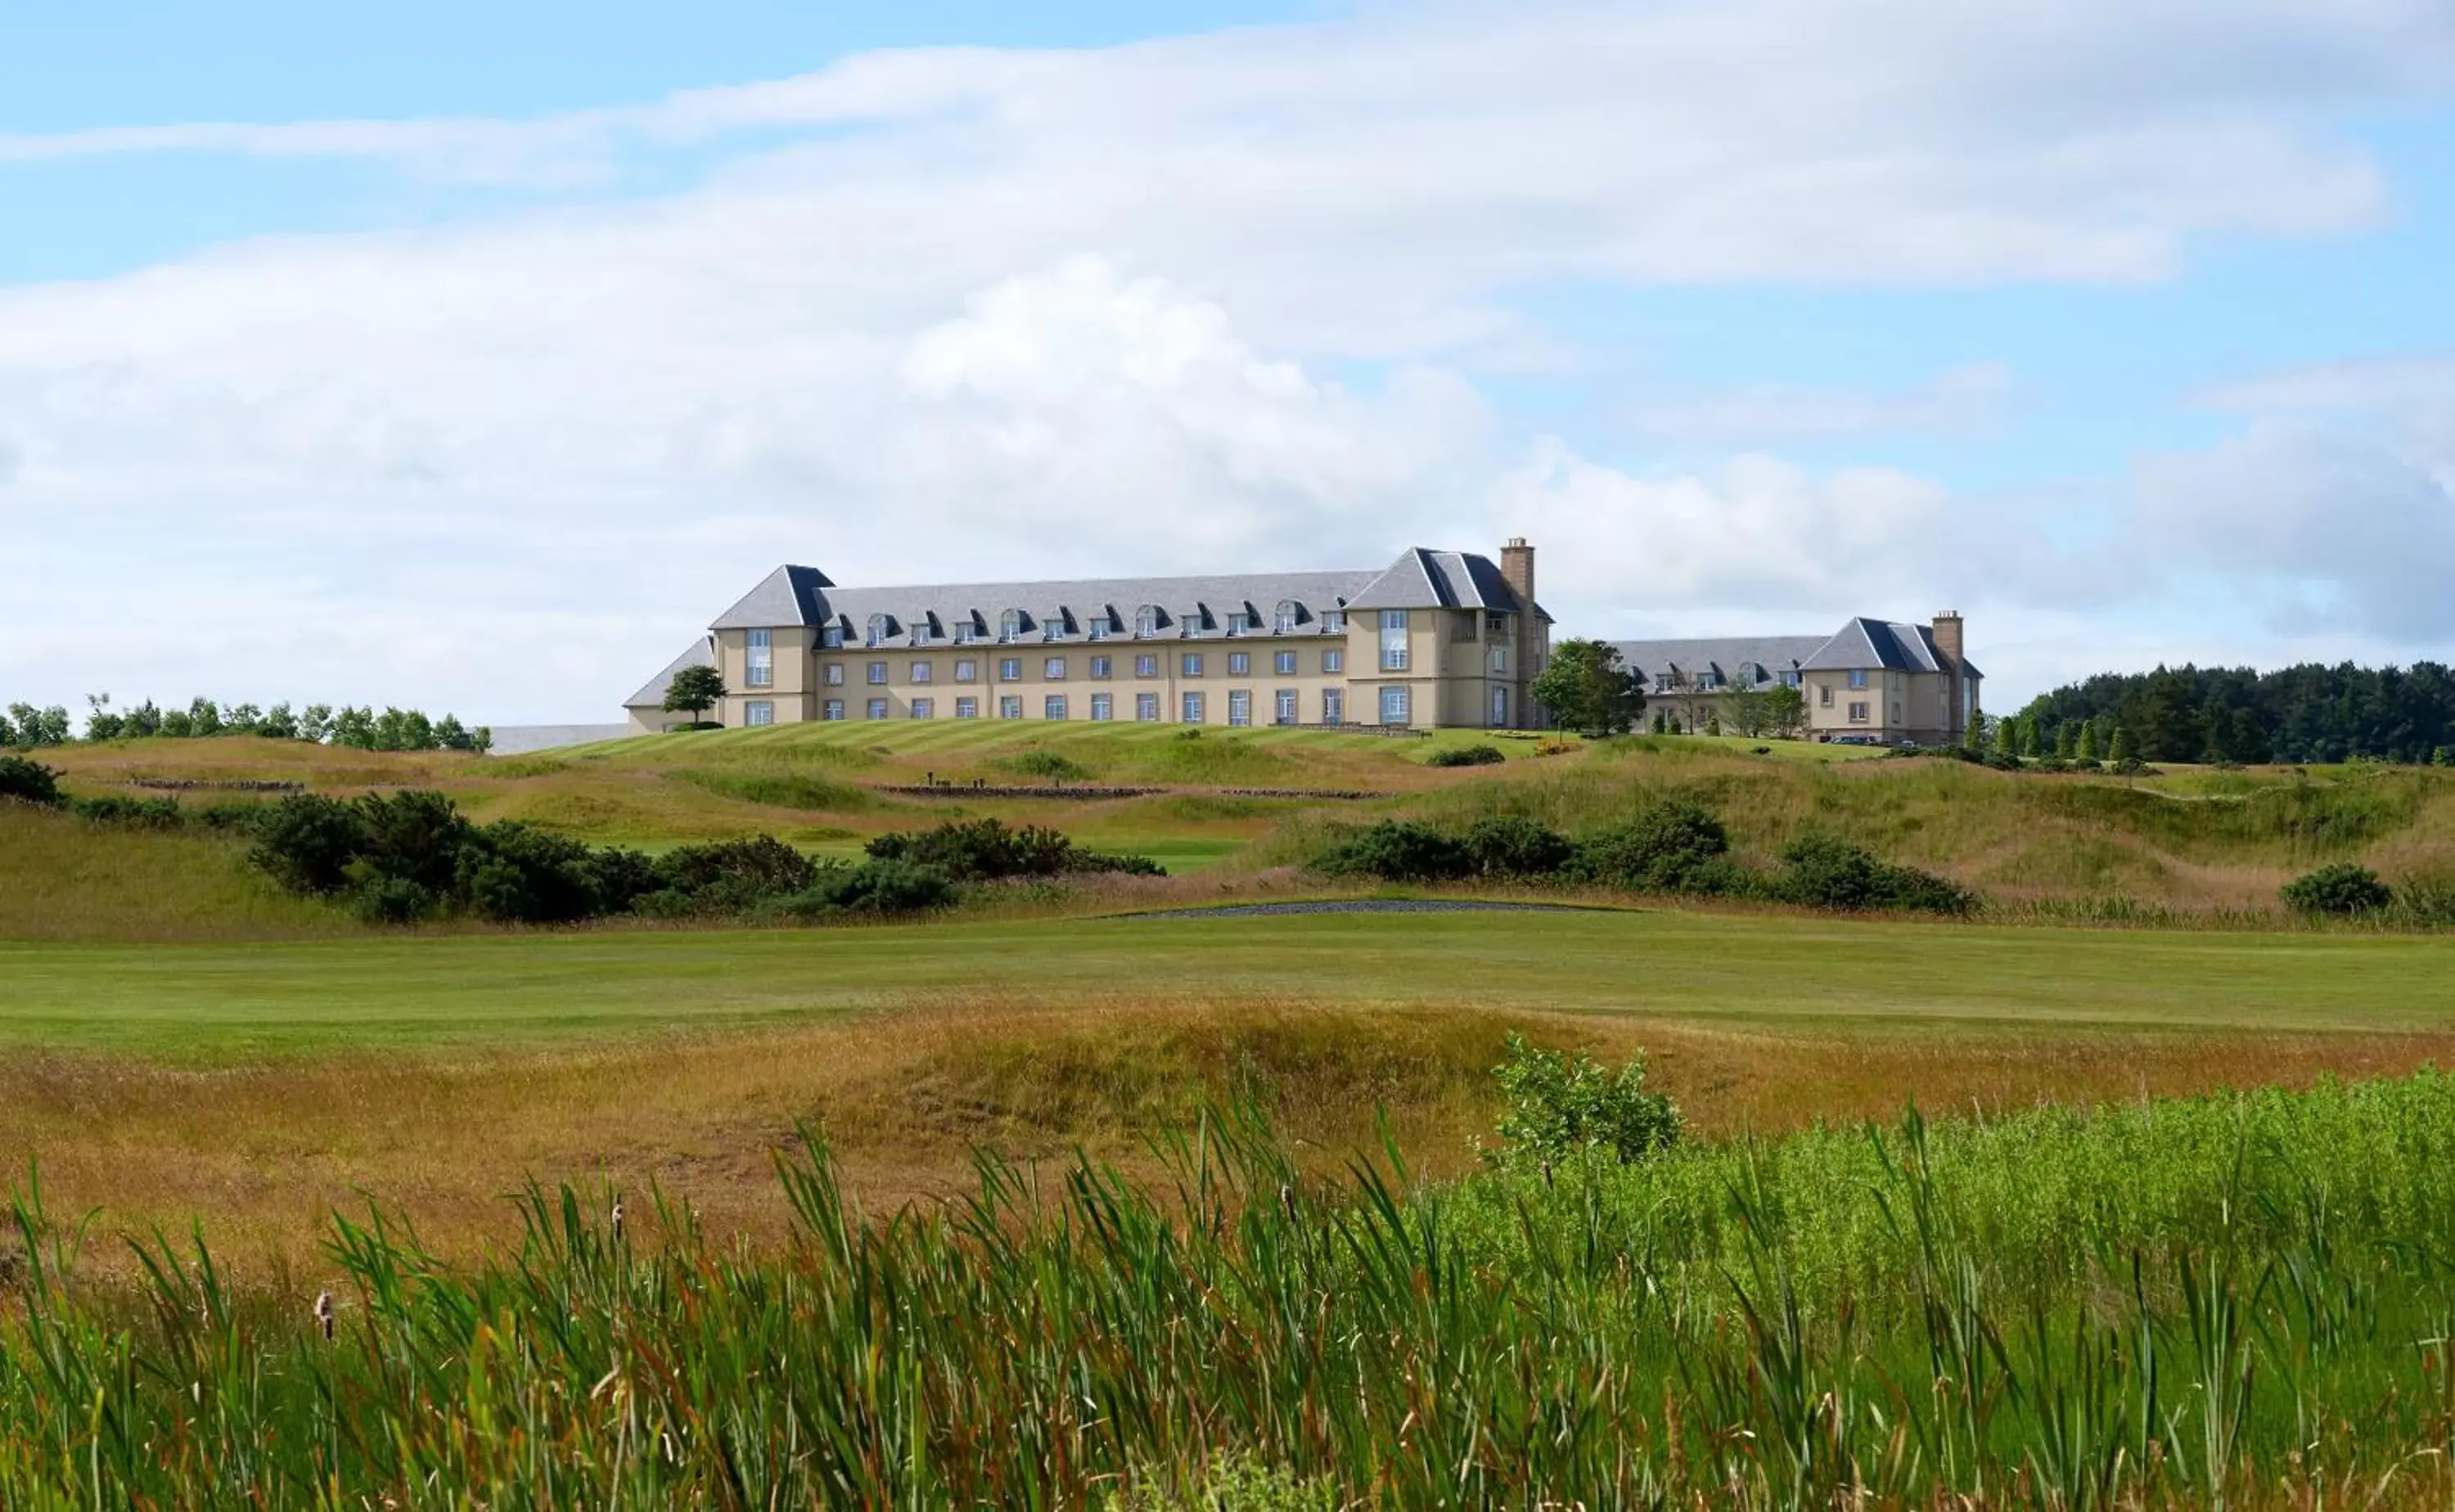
(1136, 605, 1160, 638)
(1323, 609, 1347, 634)
(1226, 610, 1252, 637)
(822, 624, 845, 650)
(1274, 601, 1300, 634)
(955, 619, 979, 645)
(1088, 612, 1112, 641)
(865, 614, 890, 648)
(1001, 610, 1025, 643)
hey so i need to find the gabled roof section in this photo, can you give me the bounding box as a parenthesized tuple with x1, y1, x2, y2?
(802, 568, 1382, 643)
(1800, 618, 1982, 678)
(623, 637, 715, 709)
(1611, 635, 1831, 691)
(1348, 547, 1545, 619)
(709, 565, 834, 629)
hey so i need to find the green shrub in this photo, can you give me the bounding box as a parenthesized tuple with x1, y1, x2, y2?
(1773, 832, 1975, 916)
(454, 822, 604, 923)
(995, 749, 1092, 781)
(71, 794, 187, 828)
(866, 817, 1159, 880)
(249, 794, 372, 895)
(352, 875, 435, 925)
(655, 835, 822, 912)
(1425, 744, 1505, 768)
(1486, 1033, 1681, 1171)
(0, 754, 62, 806)
(2281, 862, 2392, 916)
(1458, 814, 1572, 878)
(354, 790, 475, 895)
(1309, 820, 1471, 882)
(765, 858, 961, 918)
(1567, 800, 1741, 895)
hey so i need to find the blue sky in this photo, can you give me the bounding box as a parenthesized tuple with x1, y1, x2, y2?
(2, 0, 2452, 720)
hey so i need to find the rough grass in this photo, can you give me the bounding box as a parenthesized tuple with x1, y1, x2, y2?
(11, 994, 2455, 1268)
(0, 803, 345, 943)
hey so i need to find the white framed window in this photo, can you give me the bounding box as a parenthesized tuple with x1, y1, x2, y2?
(955, 696, 979, 718)
(1136, 655, 1158, 677)
(867, 661, 888, 685)
(1091, 694, 1114, 721)
(1491, 686, 1509, 727)
(1274, 690, 1297, 726)
(745, 699, 774, 726)
(1322, 689, 1344, 724)
(822, 699, 845, 721)
(1045, 695, 1068, 720)
(999, 695, 1023, 719)
(1323, 649, 1344, 674)
(1182, 692, 1205, 723)
(746, 628, 773, 687)
(1849, 700, 1870, 722)
(1228, 690, 1252, 727)
(1182, 653, 1205, 677)
(1489, 645, 1509, 675)
(911, 697, 935, 719)
(866, 614, 890, 648)
(1228, 651, 1250, 676)
(1136, 606, 1160, 638)
(1322, 610, 1346, 633)
(866, 698, 889, 720)
(910, 661, 934, 684)
(1380, 610, 1409, 672)
(1227, 610, 1251, 636)
(1380, 685, 1410, 725)
(823, 663, 845, 686)
(1486, 612, 1509, 638)
(999, 658, 1022, 682)
(1044, 656, 1066, 680)
(1819, 686, 1834, 708)
(1088, 615, 1111, 641)
(1275, 650, 1297, 675)
(954, 659, 979, 683)
(1274, 601, 1300, 635)
(1091, 656, 1112, 680)
(822, 626, 845, 649)
(1848, 668, 1870, 689)
(1137, 692, 1160, 721)
(955, 622, 979, 645)
(1001, 610, 1025, 643)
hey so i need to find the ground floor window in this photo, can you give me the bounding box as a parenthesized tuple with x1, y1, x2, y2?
(1849, 701, 1869, 722)
(1490, 686, 1509, 727)
(822, 700, 845, 721)
(911, 697, 934, 718)
(1000, 696, 1024, 719)
(1322, 689, 1343, 724)
(866, 698, 889, 720)
(746, 700, 774, 727)
(1380, 686, 1409, 725)
(1274, 690, 1297, 725)
(1227, 690, 1252, 727)
(955, 697, 979, 718)
(1090, 694, 1113, 721)
(1182, 691, 1205, 724)
(1045, 695, 1068, 720)
(1137, 693, 1160, 721)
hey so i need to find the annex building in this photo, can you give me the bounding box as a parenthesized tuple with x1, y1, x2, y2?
(1612, 613, 1980, 746)
(624, 541, 1553, 735)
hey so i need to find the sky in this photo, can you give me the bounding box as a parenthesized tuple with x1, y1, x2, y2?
(2, 0, 2453, 722)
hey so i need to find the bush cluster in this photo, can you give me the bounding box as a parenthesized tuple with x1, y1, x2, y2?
(1486, 1033, 1682, 1172)
(56, 696, 491, 751)
(2280, 862, 2394, 917)
(245, 790, 964, 926)
(0, 704, 72, 749)
(0, 754, 64, 805)
(1424, 744, 1506, 768)
(864, 817, 1162, 880)
(1310, 799, 1975, 916)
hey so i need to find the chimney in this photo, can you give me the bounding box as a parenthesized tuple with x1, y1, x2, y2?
(1501, 538, 1535, 610)
(1933, 610, 1966, 729)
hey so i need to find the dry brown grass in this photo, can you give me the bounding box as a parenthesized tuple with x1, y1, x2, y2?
(7, 994, 2449, 1271)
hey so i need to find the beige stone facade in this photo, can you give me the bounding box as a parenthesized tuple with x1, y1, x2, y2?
(625, 543, 1552, 735)
(1615, 612, 1980, 747)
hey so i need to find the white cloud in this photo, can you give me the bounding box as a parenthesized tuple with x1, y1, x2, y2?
(0, 0, 2452, 715)
(1624, 365, 2012, 445)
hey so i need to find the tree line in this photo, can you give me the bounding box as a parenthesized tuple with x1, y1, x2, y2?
(0, 695, 490, 753)
(2011, 662, 2455, 767)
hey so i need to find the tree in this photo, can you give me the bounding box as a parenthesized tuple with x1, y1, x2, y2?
(2109, 725, 2135, 764)
(1963, 707, 1986, 754)
(2074, 722, 2099, 762)
(1725, 680, 1770, 738)
(1764, 683, 1806, 739)
(2055, 723, 2077, 760)
(664, 664, 729, 724)
(1531, 640, 1645, 737)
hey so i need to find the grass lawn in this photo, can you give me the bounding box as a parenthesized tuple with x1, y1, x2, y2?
(6, 907, 2452, 1058)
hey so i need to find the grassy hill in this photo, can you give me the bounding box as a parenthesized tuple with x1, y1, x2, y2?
(14, 726, 2455, 939)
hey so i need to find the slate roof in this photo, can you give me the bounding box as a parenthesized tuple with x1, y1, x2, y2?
(696, 547, 1541, 646)
(1610, 635, 1831, 692)
(622, 637, 716, 709)
(1800, 618, 1981, 679)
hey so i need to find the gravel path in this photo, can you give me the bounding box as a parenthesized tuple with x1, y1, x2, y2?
(1113, 898, 1612, 920)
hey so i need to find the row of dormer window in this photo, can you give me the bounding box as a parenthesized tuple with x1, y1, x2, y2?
(806, 602, 1354, 650)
